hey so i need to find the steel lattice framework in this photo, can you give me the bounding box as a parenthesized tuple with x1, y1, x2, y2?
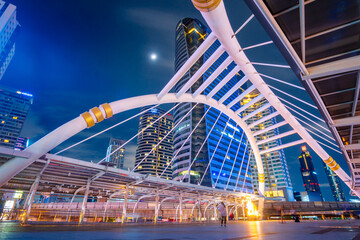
(0, 0, 357, 210)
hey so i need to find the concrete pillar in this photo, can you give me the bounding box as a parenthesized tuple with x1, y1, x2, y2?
(235, 199, 238, 221)
(257, 197, 265, 220)
(213, 200, 217, 220)
(22, 176, 40, 223)
(198, 198, 202, 222)
(154, 190, 159, 224)
(242, 200, 246, 221)
(122, 184, 128, 224)
(225, 197, 229, 219)
(79, 178, 91, 224)
(179, 192, 183, 222)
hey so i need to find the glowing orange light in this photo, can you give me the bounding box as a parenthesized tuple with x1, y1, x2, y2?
(301, 145, 307, 152)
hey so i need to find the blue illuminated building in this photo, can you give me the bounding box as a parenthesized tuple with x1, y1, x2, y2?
(172, 18, 252, 193)
(298, 146, 323, 201)
(0, 86, 33, 149)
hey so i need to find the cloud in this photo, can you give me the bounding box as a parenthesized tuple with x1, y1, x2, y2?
(123, 8, 180, 33)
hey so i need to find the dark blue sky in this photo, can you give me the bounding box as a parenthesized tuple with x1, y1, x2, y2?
(2, 0, 350, 201)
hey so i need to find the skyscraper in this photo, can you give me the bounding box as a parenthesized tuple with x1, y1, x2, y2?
(14, 137, 29, 151)
(0, 1, 17, 80)
(241, 92, 293, 199)
(298, 145, 322, 201)
(0, 86, 33, 148)
(323, 162, 346, 201)
(172, 18, 253, 193)
(104, 138, 125, 169)
(135, 106, 174, 180)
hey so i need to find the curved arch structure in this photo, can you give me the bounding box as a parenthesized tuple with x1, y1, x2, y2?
(0, 93, 265, 195)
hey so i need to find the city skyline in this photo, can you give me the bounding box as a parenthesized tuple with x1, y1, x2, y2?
(0, 0, 350, 201)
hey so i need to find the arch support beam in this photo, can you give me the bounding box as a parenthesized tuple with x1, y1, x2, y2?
(0, 93, 265, 196)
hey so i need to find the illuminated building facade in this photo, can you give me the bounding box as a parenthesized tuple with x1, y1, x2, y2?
(0, 86, 33, 148)
(135, 106, 174, 179)
(323, 162, 346, 201)
(14, 137, 29, 151)
(104, 138, 125, 169)
(172, 18, 252, 193)
(241, 92, 293, 199)
(298, 146, 322, 201)
(0, 1, 17, 80)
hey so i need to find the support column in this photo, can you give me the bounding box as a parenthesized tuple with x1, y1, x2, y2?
(235, 199, 238, 221)
(258, 197, 265, 220)
(67, 186, 85, 222)
(213, 200, 217, 221)
(154, 190, 159, 224)
(22, 176, 40, 223)
(79, 178, 90, 224)
(225, 197, 229, 219)
(242, 200, 246, 221)
(179, 192, 183, 223)
(122, 184, 128, 224)
(198, 198, 202, 222)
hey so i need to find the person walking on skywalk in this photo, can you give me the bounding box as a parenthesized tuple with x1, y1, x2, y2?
(218, 202, 227, 227)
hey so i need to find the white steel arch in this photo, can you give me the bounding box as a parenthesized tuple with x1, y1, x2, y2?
(0, 93, 265, 195)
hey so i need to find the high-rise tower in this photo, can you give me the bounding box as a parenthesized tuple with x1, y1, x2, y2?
(104, 138, 125, 169)
(172, 18, 252, 193)
(0, 86, 33, 148)
(135, 106, 174, 180)
(241, 92, 293, 199)
(298, 145, 322, 201)
(323, 162, 346, 201)
(0, 1, 17, 80)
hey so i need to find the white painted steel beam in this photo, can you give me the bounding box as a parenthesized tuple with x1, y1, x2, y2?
(333, 116, 360, 127)
(257, 130, 297, 145)
(235, 94, 264, 114)
(344, 144, 360, 151)
(0, 93, 265, 196)
(206, 66, 241, 99)
(176, 46, 225, 97)
(218, 76, 248, 104)
(227, 85, 256, 109)
(253, 121, 288, 137)
(303, 55, 360, 80)
(248, 112, 279, 129)
(259, 139, 305, 155)
(194, 0, 352, 191)
(242, 102, 271, 121)
(193, 56, 233, 97)
(158, 32, 216, 99)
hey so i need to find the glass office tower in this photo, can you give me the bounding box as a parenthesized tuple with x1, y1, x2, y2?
(135, 106, 174, 180)
(172, 18, 252, 193)
(104, 138, 125, 169)
(323, 161, 346, 201)
(0, 1, 17, 80)
(0, 86, 33, 149)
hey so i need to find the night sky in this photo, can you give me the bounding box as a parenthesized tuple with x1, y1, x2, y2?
(2, 0, 350, 201)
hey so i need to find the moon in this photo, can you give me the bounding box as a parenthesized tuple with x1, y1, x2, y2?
(150, 53, 157, 60)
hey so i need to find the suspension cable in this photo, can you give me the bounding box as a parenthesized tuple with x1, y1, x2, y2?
(225, 133, 246, 190)
(234, 148, 251, 192)
(253, 63, 291, 69)
(159, 103, 207, 178)
(198, 118, 232, 186)
(260, 73, 304, 90)
(242, 41, 273, 51)
(295, 116, 335, 142)
(286, 104, 331, 133)
(269, 85, 318, 109)
(55, 104, 160, 155)
(132, 103, 199, 172)
(98, 103, 179, 165)
(232, 14, 254, 37)
(302, 125, 339, 148)
(180, 111, 223, 182)
(240, 151, 253, 193)
(213, 124, 238, 188)
(278, 96, 325, 123)
(317, 140, 342, 154)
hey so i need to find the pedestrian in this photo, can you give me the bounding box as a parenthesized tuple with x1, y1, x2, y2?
(217, 202, 227, 227)
(229, 212, 234, 221)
